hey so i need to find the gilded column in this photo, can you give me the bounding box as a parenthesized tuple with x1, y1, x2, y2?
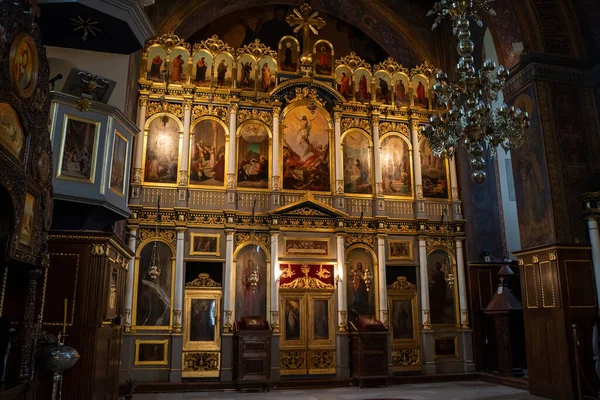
(336, 234, 347, 331)
(270, 232, 280, 332)
(449, 155, 459, 201)
(377, 235, 387, 325)
(586, 217, 600, 306)
(272, 104, 281, 191)
(178, 100, 192, 186)
(132, 96, 148, 184)
(223, 231, 235, 332)
(372, 115, 383, 197)
(172, 229, 185, 332)
(227, 103, 238, 189)
(124, 227, 137, 332)
(455, 239, 469, 328)
(418, 237, 431, 329)
(410, 119, 423, 199)
(334, 109, 343, 194)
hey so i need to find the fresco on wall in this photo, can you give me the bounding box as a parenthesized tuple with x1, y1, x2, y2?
(189, 5, 388, 66)
(419, 139, 448, 199)
(235, 245, 267, 320)
(509, 91, 554, 248)
(282, 106, 331, 192)
(136, 241, 172, 327)
(237, 121, 269, 189)
(190, 119, 226, 186)
(381, 134, 412, 196)
(144, 117, 179, 184)
(427, 249, 455, 325)
(346, 247, 376, 317)
(342, 130, 372, 194)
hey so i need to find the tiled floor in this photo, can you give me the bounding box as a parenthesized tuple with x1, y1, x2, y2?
(133, 381, 546, 400)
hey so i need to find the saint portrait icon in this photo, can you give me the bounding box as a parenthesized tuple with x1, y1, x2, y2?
(10, 32, 38, 98)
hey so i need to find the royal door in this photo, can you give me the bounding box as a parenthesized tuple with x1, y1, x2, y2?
(278, 263, 336, 376)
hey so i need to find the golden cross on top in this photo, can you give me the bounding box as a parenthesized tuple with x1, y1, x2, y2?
(286, 3, 326, 63)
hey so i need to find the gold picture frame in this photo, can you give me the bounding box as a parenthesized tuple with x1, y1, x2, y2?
(9, 32, 39, 98)
(308, 293, 335, 347)
(283, 237, 330, 258)
(134, 339, 169, 366)
(56, 114, 101, 184)
(189, 233, 221, 256)
(108, 130, 129, 196)
(387, 292, 419, 346)
(19, 192, 35, 247)
(434, 336, 459, 359)
(183, 289, 221, 351)
(388, 240, 413, 261)
(279, 292, 307, 349)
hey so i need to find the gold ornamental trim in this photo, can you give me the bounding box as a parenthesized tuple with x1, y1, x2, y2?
(279, 264, 334, 289)
(237, 108, 272, 125)
(235, 39, 277, 58)
(344, 234, 376, 250)
(387, 276, 416, 290)
(379, 121, 410, 136)
(426, 237, 454, 251)
(341, 117, 371, 134)
(146, 101, 183, 118)
(373, 57, 409, 75)
(391, 347, 420, 367)
(335, 52, 372, 71)
(191, 104, 228, 123)
(410, 60, 436, 78)
(287, 207, 329, 217)
(144, 31, 190, 52)
(182, 351, 220, 377)
(139, 228, 177, 247)
(185, 273, 222, 288)
(288, 87, 325, 107)
(192, 34, 234, 55)
(234, 231, 270, 248)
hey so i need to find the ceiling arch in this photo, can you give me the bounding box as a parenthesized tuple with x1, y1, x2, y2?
(155, 0, 438, 68)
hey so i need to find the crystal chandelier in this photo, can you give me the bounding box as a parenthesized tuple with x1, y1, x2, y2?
(422, 0, 530, 183)
(148, 197, 162, 280)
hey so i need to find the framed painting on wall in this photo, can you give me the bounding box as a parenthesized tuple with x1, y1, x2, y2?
(134, 339, 169, 366)
(189, 233, 221, 256)
(9, 32, 38, 98)
(183, 290, 221, 351)
(0, 103, 24, 160)
(57, 115, 100, 183)
(283, 237, 330, 257)
(109, 131, 128, 196)
(387, 240, 413, 261)
(19, 192, 35, 246)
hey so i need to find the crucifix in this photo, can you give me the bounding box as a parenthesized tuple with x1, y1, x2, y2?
(286, 3, 326, 65)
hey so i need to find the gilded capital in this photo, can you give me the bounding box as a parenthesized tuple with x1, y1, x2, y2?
(333, 111, 341, 123)
(183, 100, 193, 111)
(229, 103, 238, 115)
(371, 115, 380, 126)
(139, 96, 149, 107)
(410, 120, 420, 131)
(272, 105, 281, 117)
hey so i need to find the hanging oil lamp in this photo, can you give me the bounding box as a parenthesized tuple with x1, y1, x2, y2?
(148, 197, 162, 280)
(363, 267, 373, 292)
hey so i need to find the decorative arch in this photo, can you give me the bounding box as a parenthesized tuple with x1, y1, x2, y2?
(380, 131, 414, 198)
(132, 239, 177, 330)
(235, 119, 272, 190)
(189, 116, 229, 188)
(344, 243, 380, 317)
(341, 128, 374, 196)
(142, 113, 184, 186)
(273, 78, 346, 105)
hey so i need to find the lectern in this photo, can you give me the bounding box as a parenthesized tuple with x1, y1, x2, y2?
(349, 315, 388, 387)
(234, 317, 272, 391)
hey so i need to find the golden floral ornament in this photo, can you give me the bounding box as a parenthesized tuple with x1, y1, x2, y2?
(287, 207, 329, 217)
(344, 234, 376, 250)
(192, 34, 234, 55)
(223, 310, 233, 333)
(279, 264, 334, 289)
(191, 104, 228, 123)
(186, 273, 222, 288)
(235, 38, 277, 58)
(426, 237, 454, 251)
(379, 121, 410, 136)
(335, 52, 372, 71)
(279, 265, 295, 279)
(392, 348, 420, 367)
(183, 352, 220, 372)
(237, 108, 272, 125)
(373, 57, 409, 76)
(341, 117, 371, 133)
(387, 276, 417, 290)
(139, 228, 176, 247)
(145, 31, 190, 53)
(410, 60, 436, 78)
(289, 87, 325, 107)
(234, 231, 270, 248)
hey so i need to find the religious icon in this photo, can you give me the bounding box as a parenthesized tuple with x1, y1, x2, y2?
(189, 233, 220, 256)
(336, 66, 352, 100)
(387, 240, 413, 260)
(392, 74, 409, 106)
(237, 121, 270, 189)
(135, 241, 173, 327)
(135, 340, 168, 365)
(144, 117, 180, 184)
(282, 106, 331, 191)
(170, 51, 186, 83)
(9, 32, 38, 98)
(412, 76, 428, 106)
(346, 248, 375, 317)
(0, 103, 24, 159)
(214, 53, 234, 87)
(238, 55, 255, 90)
(428, 249, 455, 325)
(58, 116, 99, 183)
(190, 119, 226, 186)
(354, 70, 371, 102)
(342, 130, 373, 194)
(391, 300, 413, 339)
(193, 50, 212, 86)
(285, 299, 300, 341)
(109, 131, 128, 195)
(235, 245, 267, 319)
(259, 60, 275, 92)
(147, 47, 167, 81)
(313, 299, 329, 340)
(375, 72, 391, 104)
(283, 238, 329, 257)
(19, 192, 35, 246)
(189, 299, 216, 342)
(381, 134, 412, 196)
(420, 139, 448, 198)
(278, 36, 299, 72)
